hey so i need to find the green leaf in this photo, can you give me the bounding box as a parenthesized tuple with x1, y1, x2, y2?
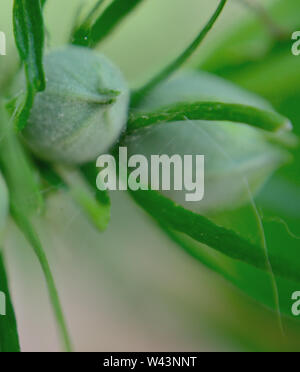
(0, 103, 72, 352)
(130, 189, 300, 283)
(11, 207, 73, 352)
(70, 0, 106, 45)
(72, 0, 145, 47)
(161, 224, 299, 321)
(0, 252, 20, 352)
(127, 101, 291, 135)
(13, 0, 45, 131)
(200, 0, 300, 104)
(0, 103, 43, 214)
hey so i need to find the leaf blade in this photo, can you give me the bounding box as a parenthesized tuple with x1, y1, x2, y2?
(127, 101, 291, 134)
(130, 189, 300, 283)
(0, 103, 72, 352)
(72, 0, 145, 47)
(13, 0, 45, 131)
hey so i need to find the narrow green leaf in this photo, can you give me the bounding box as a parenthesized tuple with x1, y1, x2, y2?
(130, 189, 300, 283)
(72, 0, 145, 47)
(0, 104, 72, 352)
(12, 85, 35, 132)
(71, 0, 107, 45)
(11, 208, 73, 352)
(131, 0, 228, 106)
(0, 252, 20, 352)
(127, 101, 291, 134)
(131, 189, 267, 268)
(13, 0, 45, 131)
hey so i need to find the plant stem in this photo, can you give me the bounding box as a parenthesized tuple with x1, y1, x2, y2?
(127, 101, 291, 134)
(131, 0, 228, 107)
(12, 208, 73, 352)
(245, 182, 285, 337)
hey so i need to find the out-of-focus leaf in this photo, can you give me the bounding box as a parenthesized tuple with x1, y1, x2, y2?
(72, 0, 145, 47)
(0, 252, 20, 352)
(13, 0, 45, 131)
(0, 103, 42, 214)
(0, 103, 72, 352)
(11, 207, 72, 352)
(200, 0, 300, 105)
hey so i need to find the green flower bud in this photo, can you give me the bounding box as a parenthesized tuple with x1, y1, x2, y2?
(125, 71, 290, 214)
(0, 173, 8, 236)
(22, 45, 129, 164)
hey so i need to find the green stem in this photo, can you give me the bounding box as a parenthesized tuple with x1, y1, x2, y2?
(131, 0, 227, 106)
(127, 101, 291, 134)
(12, 208, 73, 352)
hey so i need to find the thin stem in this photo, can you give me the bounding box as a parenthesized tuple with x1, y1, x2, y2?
(245, 182, 285, 337)
(127, 101, 291, 134)
(12, 208, 73, 352)
(131, 0, 228, 106)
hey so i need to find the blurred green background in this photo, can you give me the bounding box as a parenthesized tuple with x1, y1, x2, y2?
(1, 0, 300, 352)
